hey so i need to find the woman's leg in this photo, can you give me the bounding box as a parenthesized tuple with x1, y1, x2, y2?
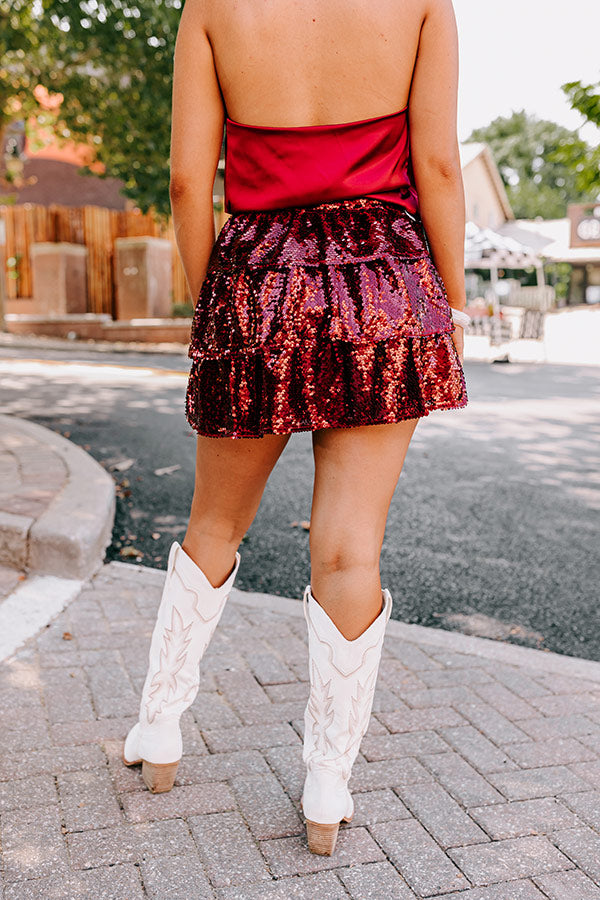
(309, 419, 419, 640)
(302, 419, 420, 852)
(182, 432, 291, 584)
(124, 430, 290, 786)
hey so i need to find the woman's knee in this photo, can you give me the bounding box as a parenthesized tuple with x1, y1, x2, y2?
(309, 527, 381, 579)
(187, 505, 251, 548)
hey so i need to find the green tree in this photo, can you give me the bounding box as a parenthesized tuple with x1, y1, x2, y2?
(468, 110, 596, 219)
(559, 78, 600, 197)
(35, 0, 183, 218)
(0, 1, 52, 190)
(563, 78, 600, 128)
(1, 1, 36, 133)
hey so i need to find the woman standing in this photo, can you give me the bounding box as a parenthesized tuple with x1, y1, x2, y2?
(124, 0, 468, 856)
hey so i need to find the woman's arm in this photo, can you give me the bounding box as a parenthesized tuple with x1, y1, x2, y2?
(170, 0, 224, 302)
(408, 0, 466, 357)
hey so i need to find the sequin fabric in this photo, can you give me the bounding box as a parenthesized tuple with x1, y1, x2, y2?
(186, 197, 468, 438)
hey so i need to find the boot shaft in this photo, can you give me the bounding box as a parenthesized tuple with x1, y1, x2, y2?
(141, 542, 240, 726)
(302, 586, 392, 773)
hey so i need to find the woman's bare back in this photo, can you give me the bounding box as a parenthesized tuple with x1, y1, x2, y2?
(204, 0, 427, 127)
(171, 0, 465, 329)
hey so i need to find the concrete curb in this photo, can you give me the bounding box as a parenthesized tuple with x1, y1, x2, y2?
(3, 325, 600, 369)
(0, 331, 189, 357)
(229, 588, 600, 683)
(110, 561, 600, 684)
(0, 415, 116, 581)
(0, 331, 529, 366)
(0, 511, 32, 570)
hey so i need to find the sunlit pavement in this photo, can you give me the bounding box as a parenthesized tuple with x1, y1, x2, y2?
(464, 307, 600, 366)
(0, 350, 599, 661)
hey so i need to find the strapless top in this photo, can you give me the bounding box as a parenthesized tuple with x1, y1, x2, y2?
(224, 106, 419, 215)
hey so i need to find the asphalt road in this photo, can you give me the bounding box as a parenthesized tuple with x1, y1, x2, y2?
(1, 341, 599, 660)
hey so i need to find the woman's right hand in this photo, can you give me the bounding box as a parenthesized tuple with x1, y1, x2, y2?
(451, 324, 464, 364)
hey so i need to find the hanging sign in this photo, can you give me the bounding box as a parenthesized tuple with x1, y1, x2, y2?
(569, 203, 600, 248)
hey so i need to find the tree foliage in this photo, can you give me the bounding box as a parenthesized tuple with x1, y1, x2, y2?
(559, 78, 600, 197)
(2, 0, 183, 217)
(468, 110, 597, 219)
(563, 78, 600, 129)
(38, 0, 182, 218)
(1, 1, 39, 131)
(0, 1, 54, 189)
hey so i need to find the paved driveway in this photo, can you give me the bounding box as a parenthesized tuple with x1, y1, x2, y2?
(0, 349, 598, 660)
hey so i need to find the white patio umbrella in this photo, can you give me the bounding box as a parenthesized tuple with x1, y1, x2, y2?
(464, 221, 545, 288)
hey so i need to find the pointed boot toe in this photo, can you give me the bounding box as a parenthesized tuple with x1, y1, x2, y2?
(122, 723, 142, 766)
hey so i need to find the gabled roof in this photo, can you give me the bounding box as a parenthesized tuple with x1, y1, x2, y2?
(460, 142, 514, 221)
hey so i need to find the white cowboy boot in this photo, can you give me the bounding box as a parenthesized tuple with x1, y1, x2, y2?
(123, 541, 240, 792)
(301, 585, 392, 854)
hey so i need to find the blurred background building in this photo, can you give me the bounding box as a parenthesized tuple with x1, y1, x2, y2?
(0, 116, 598, 346)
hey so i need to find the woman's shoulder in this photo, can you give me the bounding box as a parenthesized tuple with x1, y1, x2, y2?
(421, 0, 456, 11)
(420, 0, 459, 24)
(179, 0, 217, 27)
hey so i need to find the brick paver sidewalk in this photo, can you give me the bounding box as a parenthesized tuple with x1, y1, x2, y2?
(2, 562, 600, 899)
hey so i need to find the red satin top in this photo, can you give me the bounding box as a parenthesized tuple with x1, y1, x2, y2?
(224, 106, 419, 215)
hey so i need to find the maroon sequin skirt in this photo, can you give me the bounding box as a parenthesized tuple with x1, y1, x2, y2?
(186, 197, 468, 438)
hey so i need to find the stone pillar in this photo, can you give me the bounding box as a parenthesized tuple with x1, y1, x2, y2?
(30, 243, 88, 315)
(114, 237, 172, 319)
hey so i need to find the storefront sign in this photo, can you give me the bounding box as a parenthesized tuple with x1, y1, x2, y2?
(569, 203, 600, 248)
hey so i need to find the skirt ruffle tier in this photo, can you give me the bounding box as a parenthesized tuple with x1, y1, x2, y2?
(186, 198, 468, 438)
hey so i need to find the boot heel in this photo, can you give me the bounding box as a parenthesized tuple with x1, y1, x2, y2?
(306, 819, 340, 856)
(142, 760, 179, 793)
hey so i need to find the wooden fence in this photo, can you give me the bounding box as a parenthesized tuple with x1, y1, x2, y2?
(505, 284, 556, 313)
(0, 202, 192, 316)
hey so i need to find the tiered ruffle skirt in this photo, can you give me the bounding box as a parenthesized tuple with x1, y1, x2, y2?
(186, 198, 468, 438)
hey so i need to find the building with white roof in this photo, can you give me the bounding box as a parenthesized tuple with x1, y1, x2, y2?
(498, 214, 600, 304)
(461, 143, 600, 305)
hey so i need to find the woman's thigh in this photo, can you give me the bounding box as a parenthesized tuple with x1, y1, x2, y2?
(184, 431, 290, 586)
(189, 432, 291, 535)
(309, 419, 420, 570)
